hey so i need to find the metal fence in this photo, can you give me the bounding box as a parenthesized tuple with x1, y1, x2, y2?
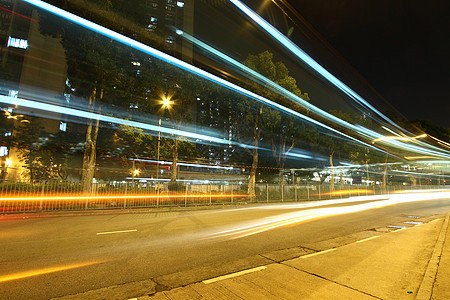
(0, 180, 447, 213)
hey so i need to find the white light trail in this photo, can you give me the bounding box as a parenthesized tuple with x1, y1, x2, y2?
(20, 1, 450, 160)
(20, 0, 388, 157)
(207, 189, 450, 240)
(228, 0, 402, 130)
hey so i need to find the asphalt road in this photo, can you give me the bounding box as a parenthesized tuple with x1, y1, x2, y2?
(1, 195, 449, 299)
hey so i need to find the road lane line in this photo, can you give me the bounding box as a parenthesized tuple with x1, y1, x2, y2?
(300, 248, 336, 258)
(202, 266, 267, 284)
(404, 221, 423, 225)
(356, 236, 380, 243)
(96, 229, 137, 235)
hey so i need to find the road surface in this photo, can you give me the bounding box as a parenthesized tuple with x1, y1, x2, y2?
(1, 193, 449, 299)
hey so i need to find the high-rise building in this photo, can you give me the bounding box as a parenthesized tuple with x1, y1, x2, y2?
(145, 0, 194, 63)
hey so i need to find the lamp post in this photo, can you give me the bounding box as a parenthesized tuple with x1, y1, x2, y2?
(156, 96, 172, 188)
(156, 118, 161, 185)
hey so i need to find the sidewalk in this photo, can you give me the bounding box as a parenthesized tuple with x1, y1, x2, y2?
(138, 214, 449, 300)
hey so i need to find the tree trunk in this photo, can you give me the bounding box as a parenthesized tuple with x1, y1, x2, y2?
(278, 169, 283, 187)
(170, 138, 178, 182)
(248, 149, 258, 196)
(329, 151, 335, 192)
(366, 163, 370, 186)
(247, 110, 261, 197)
(81, 87, 101, 194)
(382, 155, 388, 193)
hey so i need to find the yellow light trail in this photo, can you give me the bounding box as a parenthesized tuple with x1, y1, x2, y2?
(208, 190, 450, 240)
(0, 260, 109, 283)
(317, 189, 374, 196)
(372, 134, 427, 144)
(0, 193, 250, 202)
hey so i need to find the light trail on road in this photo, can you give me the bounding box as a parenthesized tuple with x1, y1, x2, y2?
(207, 189, 450, 240)
(0, 260, 110, 283)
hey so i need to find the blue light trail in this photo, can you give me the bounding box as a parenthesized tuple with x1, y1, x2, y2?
(20, 1, 450, 160)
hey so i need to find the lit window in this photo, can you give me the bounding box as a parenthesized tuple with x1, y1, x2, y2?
(7, 36, 28, 49)
(0, 146, 8, 156)
(64, 93, 71, 103)
(59, 121, 67, 132)
(8, 90, 18, 98)
(177, 1, 184, 7)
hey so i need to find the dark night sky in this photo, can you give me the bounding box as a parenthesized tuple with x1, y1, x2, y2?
(287, 0, 450, 127)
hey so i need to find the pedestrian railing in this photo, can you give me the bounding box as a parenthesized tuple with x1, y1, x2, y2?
(0, 180, 446, 213)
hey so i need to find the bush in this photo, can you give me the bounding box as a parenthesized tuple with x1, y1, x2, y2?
(168, 181, 185, 191)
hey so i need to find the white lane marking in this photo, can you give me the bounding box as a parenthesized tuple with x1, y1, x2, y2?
(387, 225, 407, 229)
(404, 221, 423, 225)
(404, 215, 421, 219)
(202, 266, 267, 284)
(96, 229, 137, 235)
(300, 248, 336, 259)
(356, 236, 380, 243)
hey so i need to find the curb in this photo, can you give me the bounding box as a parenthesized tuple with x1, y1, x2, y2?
(415, 214, 449, 299)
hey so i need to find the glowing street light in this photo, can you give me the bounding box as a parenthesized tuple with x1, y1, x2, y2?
(162, 97, 171, 108)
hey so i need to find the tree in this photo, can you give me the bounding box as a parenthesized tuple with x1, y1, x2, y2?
(11, 117, 72, 182)
(238, 51, 309, 195)
(38, 0, 161, 191)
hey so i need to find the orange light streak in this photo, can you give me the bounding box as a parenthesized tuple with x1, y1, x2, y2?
(0, 260, 109, 283)
(317, 189, 374, 196)
(0, 193, 250, 202)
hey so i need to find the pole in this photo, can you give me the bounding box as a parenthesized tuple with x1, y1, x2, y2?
(157, 118, 161, 183)
(231, 184, 233, 204)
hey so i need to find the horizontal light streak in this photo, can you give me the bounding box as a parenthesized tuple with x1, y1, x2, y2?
(392, 189, 449, 194)
(0, 95, 236, 148)
(392, 169, 450, 178)
(96, 229, 137, 235)
(208, 190, 450, 240)
(130, 158, 237, 170)
(317, 189, 374, 196)
(372, 134, 427, 143)
(0, 260, 107, 283)
(0, 193, 250, 202)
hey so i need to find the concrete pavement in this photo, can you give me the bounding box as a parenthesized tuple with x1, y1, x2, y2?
(134, 214, 449, 300)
